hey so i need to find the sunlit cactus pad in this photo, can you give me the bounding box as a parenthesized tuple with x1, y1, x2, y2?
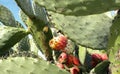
(0, 26, 28, 54)
(0, 57, 69, 74)
(35, 0, 120, 16)
(49, 11, 112, 49)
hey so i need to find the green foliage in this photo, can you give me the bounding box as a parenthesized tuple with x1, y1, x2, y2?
(0, 5, 16, 27)
(17, 36, 30, 51)
(35, 0, 120, 16)
(0, 0, 120, 74)
(90, 60, 110, 74)
(0, 57, 69, 74)
(29, 38, 39, 55)
(26, 18, 53, 60)
(108, 13, 120, 74)
(48, 11, 112, 49)
(15, 0, 34, 17)
(79, 45, 87, 65)
(32, 1, 49, 23)
(108, 14, 120, 50)
(19, 10, 28, 25)
(16, 0, 49, 24)
(16, 0, 53, 61)
(110, 61, 120, 74)
(0, 26, 28, 55)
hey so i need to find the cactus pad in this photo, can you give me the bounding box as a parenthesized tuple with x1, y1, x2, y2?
(108, 14, 120, 74)
(49, 11, 112, 49)
(110, 60, 120, 74)
(90, 60, 110, 74)
(0, 57, 69, 74)
(35, 0, 120, 16)
(0, 5, 16, 27)
(79, 45, 87, 65)
(15, 0, 34, 17)
(0, 26, 28, 54)
(18, 1, 54, 60)
(17, 36, 30, 51)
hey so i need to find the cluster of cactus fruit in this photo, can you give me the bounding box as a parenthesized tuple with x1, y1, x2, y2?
(49, 35, 109, 74)
(49, 35, 80, 74)
(0, 0, 120, 74)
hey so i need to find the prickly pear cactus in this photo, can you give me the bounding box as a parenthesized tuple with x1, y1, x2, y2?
(108, 12, 120, 74)
(48, 11, 112, 49)
(0, 5, 16, 27)
(34, 0, 120, 16)
(15, 0, 34, 17)
(79, 45, 87, 65)
(0, 0, 120, 74)
(15, 0, 53, 61)
(17, 36, 30, 51)
(0, 57, 69, 74)
(90, 60, 110, 74)
(0, 26, 29, 55)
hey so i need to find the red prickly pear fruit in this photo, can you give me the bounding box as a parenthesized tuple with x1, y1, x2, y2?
(70, 66, 80, 74)
(91, 53, 108, 62)
(91, 53, 102, 62)
(100, 54, 108, 61)
(49, 35, 68, 50)
(72, 56, 80, 66)
(91, 53, 108, 67)
(56, 62, 65, 69)
(90, 60, 98, 68)
(66, 55, 80, 67)
(66, 55, 73, 67)
(58, 52, 68, 64)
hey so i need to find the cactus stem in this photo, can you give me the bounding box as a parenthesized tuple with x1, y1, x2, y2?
(27, 18, 53, 61)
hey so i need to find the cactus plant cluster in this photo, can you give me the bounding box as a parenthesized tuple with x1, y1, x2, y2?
(0, 0, 120, 74)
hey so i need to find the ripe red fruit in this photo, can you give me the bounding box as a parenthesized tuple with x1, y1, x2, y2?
(91, 53, 102, 62)
(70, 66, 80, 74)
(91, 53, 108, 62)
(49, 35, 68, 50)
(58, 53, 80, 67)
(72, 56, 80, 66)
(66, 55, 80, 67)
(58, 52, 68, 64)
(100, 54, 108, 61)
(90, 60, 98, 68)
(91, 53, 108, 67)
(66, 54, 73, 67)
(56, 62, 65, 69)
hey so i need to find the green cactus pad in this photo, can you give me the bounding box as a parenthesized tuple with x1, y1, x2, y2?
(108, 13, 120, 74)
(0, 57, 69, 74)
(19, 2, 53, 61)
(32, 1, 49, 24)
(34, 0, 120, 16)
(16, 0, 48, 24)
(108, 14, 120, 62)
(15, 0, 34, 17)
(0, 5, 16, 27)
(0, 26, 28, 54)
(108, 13, 120, 48)
(49, 11, 112, 49)
(79, 45, 87, 65)
(110, 61, 120, 74)
(19, 10, 28, 27)
(109, 35, 120, 62)
(109, 27, 120, 72)
(90, 60, 110, 74)
(17, 36, 30, 51)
